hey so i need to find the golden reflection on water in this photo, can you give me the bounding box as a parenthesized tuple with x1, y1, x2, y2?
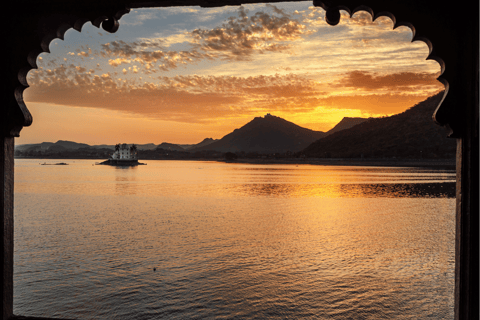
(114, 167, 138, 196)
(15, 160, 455, 199)
(13, 159, 456, 319)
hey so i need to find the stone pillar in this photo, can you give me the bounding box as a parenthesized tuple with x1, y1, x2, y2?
(1, 136, 15, 320)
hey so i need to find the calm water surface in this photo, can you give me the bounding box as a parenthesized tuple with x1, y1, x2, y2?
(14, 159, 456, 319)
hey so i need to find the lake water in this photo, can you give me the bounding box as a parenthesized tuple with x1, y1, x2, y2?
(14, 159, 456, 319)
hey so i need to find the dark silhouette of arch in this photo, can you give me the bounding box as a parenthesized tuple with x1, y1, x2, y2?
(2, 1, 478, 319)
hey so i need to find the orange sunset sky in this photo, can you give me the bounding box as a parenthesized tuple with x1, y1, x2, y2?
(19, 2, 444, 146)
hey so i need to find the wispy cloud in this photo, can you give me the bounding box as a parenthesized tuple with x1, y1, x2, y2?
(334, 71, 441, 91)
(121, 9, 160, 26)
(148, 33, 192, 47)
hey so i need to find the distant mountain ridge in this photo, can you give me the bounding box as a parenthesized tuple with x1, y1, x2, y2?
(191, 113, 327, 153)
(16, 95, 452, 160)
(15, 115, 369, 155)
(16, 140, 90, 152)
(15, 139, 216, 152)
(303, 92, 455, 159)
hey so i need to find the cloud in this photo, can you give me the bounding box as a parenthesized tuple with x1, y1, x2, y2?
(335, 71, 441, 91)
(100, 40, 212, 72)
(149, 33, 191, 47)
(347, 11, 373, 27)
(347, 11, 393, 27)
(189, 5, 310, 60)
(75, 66, 87, 73)
(94, 5, 415, 77)
(24, 4, 444, 128)
(316, 92, 441, 115)
(101, 40, 140, 57)
(98, 5, 311, 72)
(121, 9, 160, 26)
(108, 58, 131, 67)
(25, 60, 443, 130)
(25, 78, 241, 123)
(158, 6, 235, 23)
(25, 65, 329, 122)
(158, 7, 200, 15)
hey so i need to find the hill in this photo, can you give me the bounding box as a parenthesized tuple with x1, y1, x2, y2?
(325, 117, 369, 136)
(191, 114, 327, 154)
(53, 140, 90, 149)
(156, 142, 185, 151)
(302, 92, 456, 159)
(182, 138, 218, 150)
(16, 140, 91, 151)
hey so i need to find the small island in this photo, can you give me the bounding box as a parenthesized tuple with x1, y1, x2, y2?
(98, 143, 146, 166)
(41, 162, 69, 165)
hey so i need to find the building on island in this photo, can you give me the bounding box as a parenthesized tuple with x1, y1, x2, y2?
(99, 143, 144, 166)
(110, 143, 137, 161)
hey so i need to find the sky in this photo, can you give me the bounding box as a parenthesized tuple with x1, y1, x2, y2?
(19, 1, 444, 145)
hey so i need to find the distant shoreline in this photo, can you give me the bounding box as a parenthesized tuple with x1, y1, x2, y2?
(16, 157, 456, 169)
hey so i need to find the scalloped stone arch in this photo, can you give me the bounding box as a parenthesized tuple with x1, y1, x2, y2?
(12, 5, 131, 138)
(2, 1, 478, 320)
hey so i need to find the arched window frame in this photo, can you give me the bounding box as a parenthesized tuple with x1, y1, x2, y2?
(2, 1, 478, 319)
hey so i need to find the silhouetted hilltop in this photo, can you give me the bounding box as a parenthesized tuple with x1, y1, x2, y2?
(180, 138, 219, 150)
(16, 143, 52, 152)
(193, 138, 218, 149)
(302, 92, 455, 159)
(16, 141, 84, 151)
(15, 139, 219, 154)
(54, 140, 90, 149)
(156, 142, 185, 151)
(192, 113, 326, 153)
(325, 117, 369, 136)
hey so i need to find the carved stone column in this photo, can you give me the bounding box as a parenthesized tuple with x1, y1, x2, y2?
(1, 137, 15, 320)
